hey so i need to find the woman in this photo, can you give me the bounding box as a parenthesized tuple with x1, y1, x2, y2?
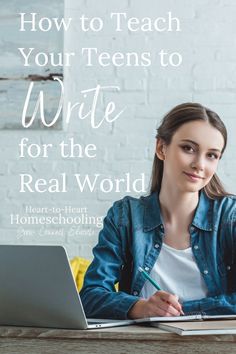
(80, 102, 236, 319)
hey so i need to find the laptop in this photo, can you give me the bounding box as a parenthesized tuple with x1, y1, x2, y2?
(0, 245, 135, 329)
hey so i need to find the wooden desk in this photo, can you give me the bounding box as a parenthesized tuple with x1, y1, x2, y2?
(0, 325, 236, 354)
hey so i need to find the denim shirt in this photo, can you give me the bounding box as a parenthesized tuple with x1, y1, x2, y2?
(80, 191, 236, 319)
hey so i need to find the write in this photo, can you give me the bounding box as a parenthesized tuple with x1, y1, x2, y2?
(21, 78, 126, 128)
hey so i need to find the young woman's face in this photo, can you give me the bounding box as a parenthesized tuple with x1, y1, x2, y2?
(158, 120, 225, 193)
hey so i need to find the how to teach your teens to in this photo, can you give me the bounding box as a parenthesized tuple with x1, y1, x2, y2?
(80, 102, 236, 319)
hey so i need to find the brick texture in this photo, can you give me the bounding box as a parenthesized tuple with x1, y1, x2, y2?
(0, 0, 235, 259)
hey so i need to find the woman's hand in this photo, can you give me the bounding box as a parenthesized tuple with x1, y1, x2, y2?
(128, 291, 184, 319)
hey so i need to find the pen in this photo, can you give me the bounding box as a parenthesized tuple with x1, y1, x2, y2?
(138, 266, 161, 291)
(138, 266, 185, 315)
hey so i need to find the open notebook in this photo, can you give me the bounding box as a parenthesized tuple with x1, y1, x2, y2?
(151, 320, 236, 336)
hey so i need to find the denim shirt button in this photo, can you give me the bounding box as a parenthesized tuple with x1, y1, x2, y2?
(203, 270, 209, 274)
(160, 224, 164, 230)
(227, 266, 231, 270)
(133, 291, 138, 296)
(154, 244, 159, 249)
(190, 226, 195, 232)
(145, 266, 149, 271)
(194, 245, 199, 250)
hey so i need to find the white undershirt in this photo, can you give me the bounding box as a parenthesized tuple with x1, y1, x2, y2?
(140, 243, 208, 302)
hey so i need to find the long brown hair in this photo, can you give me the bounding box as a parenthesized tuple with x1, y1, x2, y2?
(150, 102, 230, 199)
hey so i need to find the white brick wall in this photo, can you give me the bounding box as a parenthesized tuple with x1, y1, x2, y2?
(0, 0, 236, 259)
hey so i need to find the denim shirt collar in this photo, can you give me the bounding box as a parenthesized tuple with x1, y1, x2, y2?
(143, 192, 163, 232)
(143, 190, 213, 232)
(192, 191, 213, 231)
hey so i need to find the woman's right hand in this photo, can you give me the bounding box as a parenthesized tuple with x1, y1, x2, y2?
(128, 291, 184, 319)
